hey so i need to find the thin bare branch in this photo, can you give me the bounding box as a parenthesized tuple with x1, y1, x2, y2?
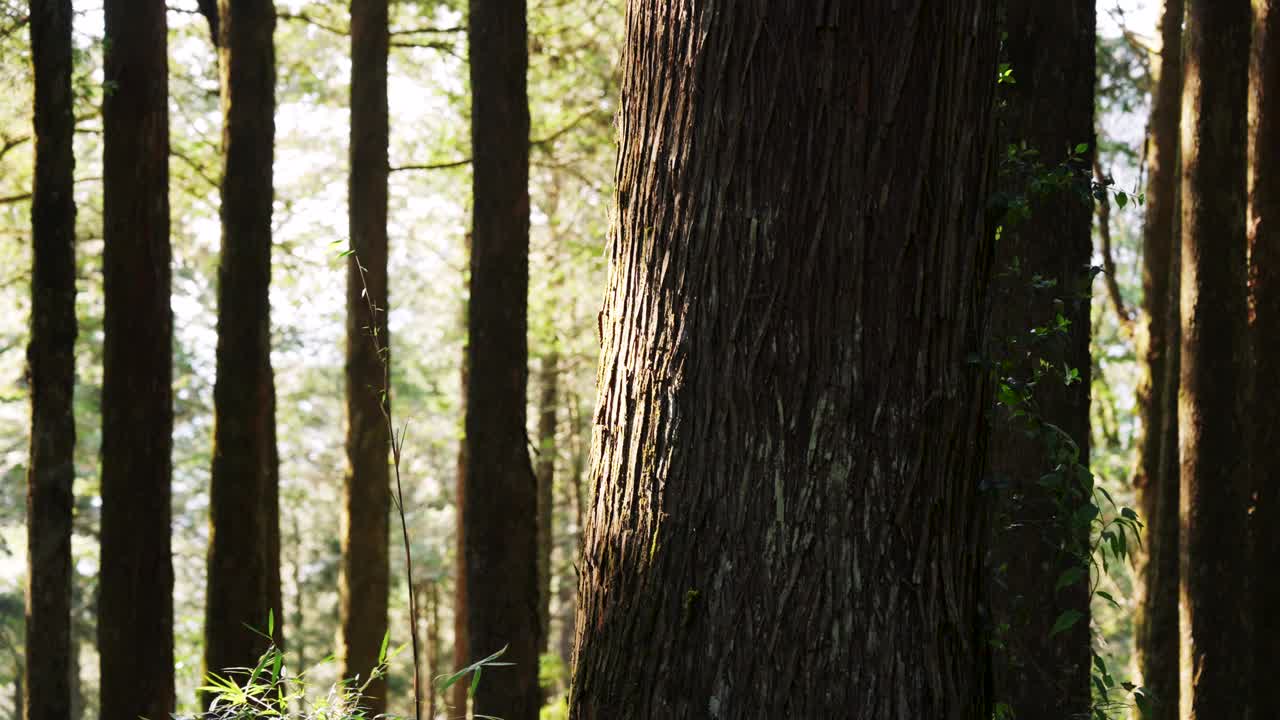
(1094, 158, 1136, 335)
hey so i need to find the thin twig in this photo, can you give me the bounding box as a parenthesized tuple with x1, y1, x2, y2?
(1094, 158, 1135, 335)
(390, 108, 604, 174)
(353, 255, 422, 720)
(391, 25, 463, 36)
(276, 10, 348, 37)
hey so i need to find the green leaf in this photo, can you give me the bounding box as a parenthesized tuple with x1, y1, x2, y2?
(1097, 590, 1120, 608)
(1116, 191, 1128, 209)
(1075, 142, 1090, 155)
(378, 630, 391, 664)
(1056, 566, 1086, 590)
(1049, 608, 1084, 637)
(1135, 690, 1154, 717)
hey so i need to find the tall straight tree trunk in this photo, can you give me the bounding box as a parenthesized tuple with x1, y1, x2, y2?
(556, 398, 585, 671)
(99, 1, 175, 718)
(1179, 1, 1253, 717)
(569, 4, 998, 718)
(1250, 0, 1280, 713)
(24, 2, 76, 719)
(341, 0, 391, 712)
(205, 0, 283, 694)
(15, 667, 23, 720)
(452, 293, 469, 718)
(416, 582, 440, 720)
(1135, 0, 1183, 715)
(464, 0, 537, 717)
(290, 515, 308, 714)
(535, 350, 557, 663)
(986, 5, 1095, 715)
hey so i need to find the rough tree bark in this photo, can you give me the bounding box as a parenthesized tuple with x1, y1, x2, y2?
(24, 2, 76, 719)
(1179, 0, 1254, 717)
(341, 0, 391, 712)
(569, 4, 998, 718)
(205, 0, 283, 694)
(464, 0, 538, 717)
(986, 3, 1096, 715)
(99, 1, 176, 718)
(1251, 0, 1280, 713)
(1134, 0, 1183, 716)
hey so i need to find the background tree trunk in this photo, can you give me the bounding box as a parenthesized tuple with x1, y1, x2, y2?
(341, 0, 391, 712)
(535, 350, 558, 664)
(464, 0, 538, 717)
(1251, 0, 1280, 713)
(986, 3, 1095, 718)
(1179, 0, 1254, 717)
(24, 1, 76, 719)
(452, 308, 469, 718)
(99, 1, 176, 718)
(569, 4, 998, 718)
(205, 0, 283, 696)
(1135, 1, 1183, 716)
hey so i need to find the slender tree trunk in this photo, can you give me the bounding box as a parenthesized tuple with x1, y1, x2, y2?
(555, 402, 583, 675)
(464, 0, 537, 717)
(205, 0, 283, 696)
(1251, 0, 1280, 713)
(98, 3, 176, 719)
(535, 350, 557, 664)
(1134, 1, 1183, 716)
(341, 0, 391, 712)
(452, 306, 469, 718)
(986, 4, 1096, 717)
(417, 582, 440, 720)
(68, 634, 80, 720)
(569, 4, 998, 718)
(1179, 1, 1253, 718)
(290, 514, 307, 714)
(24, 2, 76, 719)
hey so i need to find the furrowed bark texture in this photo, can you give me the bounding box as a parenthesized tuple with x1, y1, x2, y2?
(25, 2, 76, 719)
(99, 1, 176, 718)
(1251, 0, 1280, 713)
(205, 0, 283, 693)
(1179, 1, 1253, 717)
(569, 4, 998, 718)
(464, 0, 538, 717)
(341, 0, 391, 711)
(1135, 1, 1183, 715)
(986, 4, 1095, 715)
(536, 350, 558, 661)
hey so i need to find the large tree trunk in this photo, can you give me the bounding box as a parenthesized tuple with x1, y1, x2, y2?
(569, 4, 998, 718)
(24, 2, 76, 720)
(341, 0, 391, 712)
(464, 0, 538, 717)
(985, 3, 1095, 718)
(1179, 1, 1254, 717)
(98, 2, 176, 719)
(1251, 0, 1280, 713)
(1135, 1, 1184, 716)
(205, 0, 283, 695)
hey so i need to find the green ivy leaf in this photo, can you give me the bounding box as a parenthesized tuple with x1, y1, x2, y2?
(1049, 608, 1084, 637)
